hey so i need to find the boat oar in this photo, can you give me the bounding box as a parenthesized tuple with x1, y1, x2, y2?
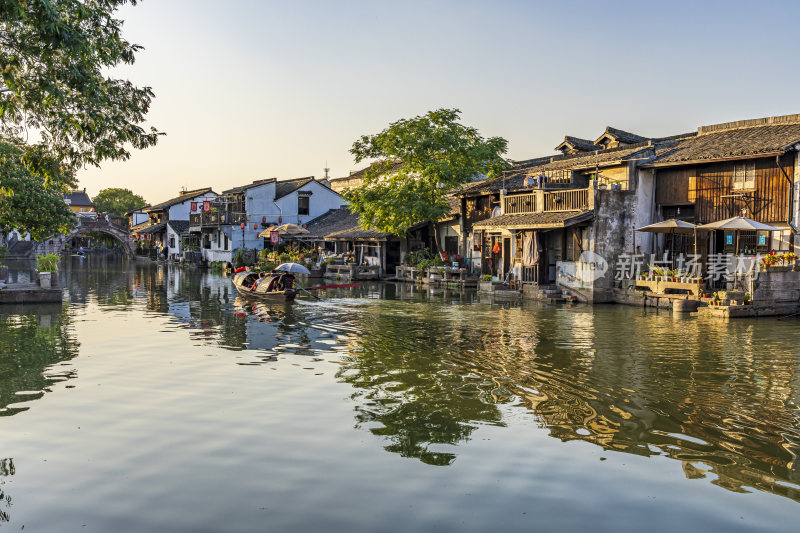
(297, 286, 323, 301)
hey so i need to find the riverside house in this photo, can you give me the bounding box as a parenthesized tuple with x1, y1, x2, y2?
(192, 176, 346, 263)
(133, 188, 218, 259)
(461, 113, 800, 304)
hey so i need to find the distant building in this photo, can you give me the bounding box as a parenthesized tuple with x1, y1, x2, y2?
(64, 189, 94, 213)
(196, 176, 346, 263)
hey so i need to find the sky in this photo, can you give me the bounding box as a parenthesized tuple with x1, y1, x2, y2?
(77, 0, 800, 204)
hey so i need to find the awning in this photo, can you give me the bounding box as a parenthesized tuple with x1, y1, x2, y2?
(472, 210, 593, 231)
(134, 221, 167, 235)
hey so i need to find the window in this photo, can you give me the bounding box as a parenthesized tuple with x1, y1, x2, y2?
(298, 196, 310, 216)
(224, 234, 229, 251)
(733, 161, 755, 190)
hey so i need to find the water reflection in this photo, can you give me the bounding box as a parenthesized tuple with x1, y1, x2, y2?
(55, 260, 800, 503)
(0, 458, 13, 524)
(0, 303, 79, 416)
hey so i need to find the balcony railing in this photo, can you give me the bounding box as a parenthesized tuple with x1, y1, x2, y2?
(190, 211, 247, 227)
(503, 188, 593, 215)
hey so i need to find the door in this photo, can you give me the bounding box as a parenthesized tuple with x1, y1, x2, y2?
(502, 238, 511, 278)
(386, 240, 401, 275)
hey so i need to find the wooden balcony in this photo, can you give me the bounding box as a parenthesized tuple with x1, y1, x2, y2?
(190, 211, 247, 227)
(503, 188, 593, 215)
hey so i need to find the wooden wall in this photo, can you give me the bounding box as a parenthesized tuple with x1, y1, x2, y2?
(654, 155, 793, 224)
(464, 195, 495, 231)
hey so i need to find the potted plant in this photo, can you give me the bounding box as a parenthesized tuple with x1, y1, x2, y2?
(35, 253, 60, 289)
(743, 292, 752, 305)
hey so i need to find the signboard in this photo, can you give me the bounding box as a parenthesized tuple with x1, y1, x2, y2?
(270, 230, 279, 245)
(203, 201, 211, 213)
(757, 233, 767, 246)
(725, 232, 734, 245)
(190, 202, 197, 212)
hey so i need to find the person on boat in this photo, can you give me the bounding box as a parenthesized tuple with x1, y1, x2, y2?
(250, 272, 266, 292)
(77, 246, 84, 256)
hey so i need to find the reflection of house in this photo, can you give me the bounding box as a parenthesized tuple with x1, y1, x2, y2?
(195, 177, 345, 263)
(133, 188, 217, 259)
(64, 189, 94, 213)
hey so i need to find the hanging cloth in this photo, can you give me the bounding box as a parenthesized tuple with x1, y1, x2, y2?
(522, 231, 538, 267)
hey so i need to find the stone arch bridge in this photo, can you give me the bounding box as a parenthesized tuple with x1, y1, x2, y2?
(34, 217, 134, 258)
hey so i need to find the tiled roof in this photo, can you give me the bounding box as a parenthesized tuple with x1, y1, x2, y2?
(596, 126, 649, 145)
(146, 188, 215, 211)
(649, 114, 800, 165)
(135, 221, 167, 235)
(167, 220, 192, 235)
(472, 210, 593, 230)
(555, 136, 603, 152)
(336, 161, 404, 182)
(222, 179, 275, 195)
(275, 176, 314, 199)
(457, 144, 651, 197)
(65, 190, 93, 207)
(539, 143, 653, 170)
(298, 207, 391, 241)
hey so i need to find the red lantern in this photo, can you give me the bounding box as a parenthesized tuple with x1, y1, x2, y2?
(253, 223, 258, 230)
(240, 223, 246, 230)
(262, 216, 266, 223)
(278, 216, 282, 223)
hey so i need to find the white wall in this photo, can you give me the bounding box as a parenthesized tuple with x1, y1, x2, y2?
(166, 223, 184, 259)
(274, 180, 346, 225)
(168, 192, 218, 221)
(243, 181, 279, 222)
(633, 168, 655, 254)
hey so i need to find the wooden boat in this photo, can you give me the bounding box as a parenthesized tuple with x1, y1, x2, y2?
(232, 271, 297, 302)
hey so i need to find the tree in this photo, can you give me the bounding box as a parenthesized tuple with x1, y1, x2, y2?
(0, 0, 161, 235)
(343, 108, 509, 249)
(92, 187, 146, 216)
(0, 142, 75, 240)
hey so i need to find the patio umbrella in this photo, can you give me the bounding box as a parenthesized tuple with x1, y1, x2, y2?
(635, 219, 698, 234)
(635, 219, 706, 266)
(696, 216, 781, 232)
(697, 216, 781, 255)
(258, 223, 310, 238)
(274, 262, 311, 274)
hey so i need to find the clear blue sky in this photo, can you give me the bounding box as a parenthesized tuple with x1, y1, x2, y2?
(78, 0, 800, 203)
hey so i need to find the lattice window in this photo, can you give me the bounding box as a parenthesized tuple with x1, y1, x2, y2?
(733, 161, 755, 190)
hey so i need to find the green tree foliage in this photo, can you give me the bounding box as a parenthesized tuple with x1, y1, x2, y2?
(0, 0, 161, 234)
(343, 108, 508, 241)
(92, 187, 146, 216)
(0, 142, 75, 239)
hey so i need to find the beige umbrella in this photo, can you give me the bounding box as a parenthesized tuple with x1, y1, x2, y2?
(697, 216, 781, 255)
(636, 219, 707, 266)
(258, 223, 309, 238)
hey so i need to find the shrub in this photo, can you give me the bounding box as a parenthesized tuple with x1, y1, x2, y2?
(481, 274, 492, 281)
(233, 249, 245, 267)
(36, 253, 60, 273)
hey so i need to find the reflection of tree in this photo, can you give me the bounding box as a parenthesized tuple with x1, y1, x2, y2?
(336, 301, 504, 465)
(0, 304, 79, 416)
(0, 458, 14, 524)
(438, 306, 800, 502)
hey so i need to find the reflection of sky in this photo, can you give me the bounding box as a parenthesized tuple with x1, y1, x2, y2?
(7, 262, 797, 531)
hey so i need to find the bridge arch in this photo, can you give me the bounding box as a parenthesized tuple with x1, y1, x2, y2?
(59, 219, 135, 258)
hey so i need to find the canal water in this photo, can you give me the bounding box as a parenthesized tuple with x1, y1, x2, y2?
(1, 257, 798, 532)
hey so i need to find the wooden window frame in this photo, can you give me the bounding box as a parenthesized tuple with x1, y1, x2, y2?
(733, 161, 756, 191)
